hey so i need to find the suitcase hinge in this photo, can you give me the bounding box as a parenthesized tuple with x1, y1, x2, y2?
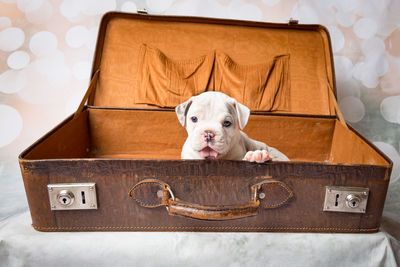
(137, 9, 148, 15)
(288, 18, 299, 25)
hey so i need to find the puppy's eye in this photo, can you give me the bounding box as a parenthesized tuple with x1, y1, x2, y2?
(223, 121, 232, 127)
(191, 116, 198, 123)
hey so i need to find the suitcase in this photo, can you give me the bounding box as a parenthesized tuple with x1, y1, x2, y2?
(19, 12, 392, 233)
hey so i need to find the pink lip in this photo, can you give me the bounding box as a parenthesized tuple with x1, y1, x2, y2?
(199, 146, 219, 159)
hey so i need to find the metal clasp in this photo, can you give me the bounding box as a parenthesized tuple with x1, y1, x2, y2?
(48, 183, 97, 210)
(323, 186, 369, 213)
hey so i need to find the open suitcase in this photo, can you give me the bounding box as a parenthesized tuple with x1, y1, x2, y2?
(19, 12, 392, 233)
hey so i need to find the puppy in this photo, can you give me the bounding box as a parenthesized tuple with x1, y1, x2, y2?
(175, 92, 289, 163)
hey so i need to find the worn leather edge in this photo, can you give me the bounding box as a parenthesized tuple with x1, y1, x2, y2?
(32, 224, 380, 233)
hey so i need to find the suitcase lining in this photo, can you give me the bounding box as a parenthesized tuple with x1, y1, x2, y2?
(22, 108, 389, 166)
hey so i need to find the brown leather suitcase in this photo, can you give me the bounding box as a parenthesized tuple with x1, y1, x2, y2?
(19, 12, 392, 233)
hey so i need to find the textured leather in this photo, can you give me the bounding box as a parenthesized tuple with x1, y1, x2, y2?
(19, 158, 391, 232)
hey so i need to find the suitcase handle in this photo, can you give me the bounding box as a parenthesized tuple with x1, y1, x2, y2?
(129, 178, 294, 221)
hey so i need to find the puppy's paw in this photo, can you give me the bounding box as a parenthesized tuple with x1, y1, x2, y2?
(243, 150, 270, 163)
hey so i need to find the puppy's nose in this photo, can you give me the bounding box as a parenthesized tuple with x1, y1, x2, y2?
(204, 131, 215, 142)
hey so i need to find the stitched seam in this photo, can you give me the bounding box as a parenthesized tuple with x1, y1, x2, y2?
(32, 225, 379, 232)
(261, 182, 294, 209)
(129, 182, 162, 208)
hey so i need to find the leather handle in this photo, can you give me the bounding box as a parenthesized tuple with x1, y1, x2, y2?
(167, 198, 259, 220)
(129, 178, 294, 221)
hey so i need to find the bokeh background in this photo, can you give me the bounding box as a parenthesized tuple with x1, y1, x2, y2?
(0, 0, 399, 241)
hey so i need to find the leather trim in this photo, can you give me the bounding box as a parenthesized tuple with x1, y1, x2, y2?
(32, 224, 380, 233)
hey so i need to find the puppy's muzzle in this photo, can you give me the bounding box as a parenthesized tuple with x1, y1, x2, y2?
(203, 131, 215, 142)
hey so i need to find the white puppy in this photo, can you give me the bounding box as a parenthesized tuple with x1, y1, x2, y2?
(176, 92, 289, 163)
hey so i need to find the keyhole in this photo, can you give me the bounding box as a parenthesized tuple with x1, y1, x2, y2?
(352, 201, 356, 207)
(62, 198, 67, 204)
(335, 194, 339, 206)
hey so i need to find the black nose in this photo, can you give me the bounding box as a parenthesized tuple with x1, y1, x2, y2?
(204, 131, 215, 142)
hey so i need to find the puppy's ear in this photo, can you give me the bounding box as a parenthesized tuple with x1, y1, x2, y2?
(175, 98, 193, 127)
(234, 101, 250, 130)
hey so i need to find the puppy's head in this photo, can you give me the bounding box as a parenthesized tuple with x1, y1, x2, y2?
(176, 92, 250, 159)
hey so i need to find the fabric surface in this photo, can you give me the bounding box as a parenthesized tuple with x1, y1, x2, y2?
(0, 0, 399, 266)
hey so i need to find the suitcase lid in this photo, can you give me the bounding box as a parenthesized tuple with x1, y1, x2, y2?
(84, 12, 339, 117)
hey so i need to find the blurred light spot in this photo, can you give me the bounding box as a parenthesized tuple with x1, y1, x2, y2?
(262, 0, 280, 6)
(291, 5, 319, 24)
(0, 27, 25, 52)
(339, 96, 365, 123)
(362, 37, 385, 57)
(228, 1, 262, 21)
(26, 1, 53, 24)
(352, 61, 380, 88)
(72, 61, 91, 80)
(336, 79, 361, 101)
(65, 88, 86, 116)
(336, 11, 356, 27)
(385, 29, 400, 57)
(7, 50, 30, 70)
(380, 96, 400, 124)
(0, 69, 27, 94)
(82, 0, 116, 16)
(353, 18, 377, 39)
(85, 27, 98, 51)
(164, 0, 199, 16)
(31, 50, 71, 86)
(60, 0, 81, 19)
(0, 105, 23, 148)
(373, 142, 400, 184)
(334, 0, 358, 13)
(146, 0, 173, 14)
(380, 56, 400, 94)
(18, 60, 70, 104)
(17, 0, 44, 13)
(0, 17, 12, 30)
(66, 25, 89, 48)
(312, 1, 336, 26)
(334, 56, 353, 82)
(121, 1, 137, 12)
(195, 0, 229, 20)
(328, 26, 344, 53)
(29, 31, 57, 56)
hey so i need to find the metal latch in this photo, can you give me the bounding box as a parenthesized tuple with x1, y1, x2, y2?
(323, 186, 369, 213)
(48, 183, 97, 210)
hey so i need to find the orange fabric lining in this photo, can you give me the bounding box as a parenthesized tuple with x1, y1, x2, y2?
(95, 17, 333, 116)
(136, 44, 214, 107)
(135, 44, 290, 111)
(213, 53, 290, 111)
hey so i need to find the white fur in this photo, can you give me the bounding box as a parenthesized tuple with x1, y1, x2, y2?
(175, 92, 289, 162)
